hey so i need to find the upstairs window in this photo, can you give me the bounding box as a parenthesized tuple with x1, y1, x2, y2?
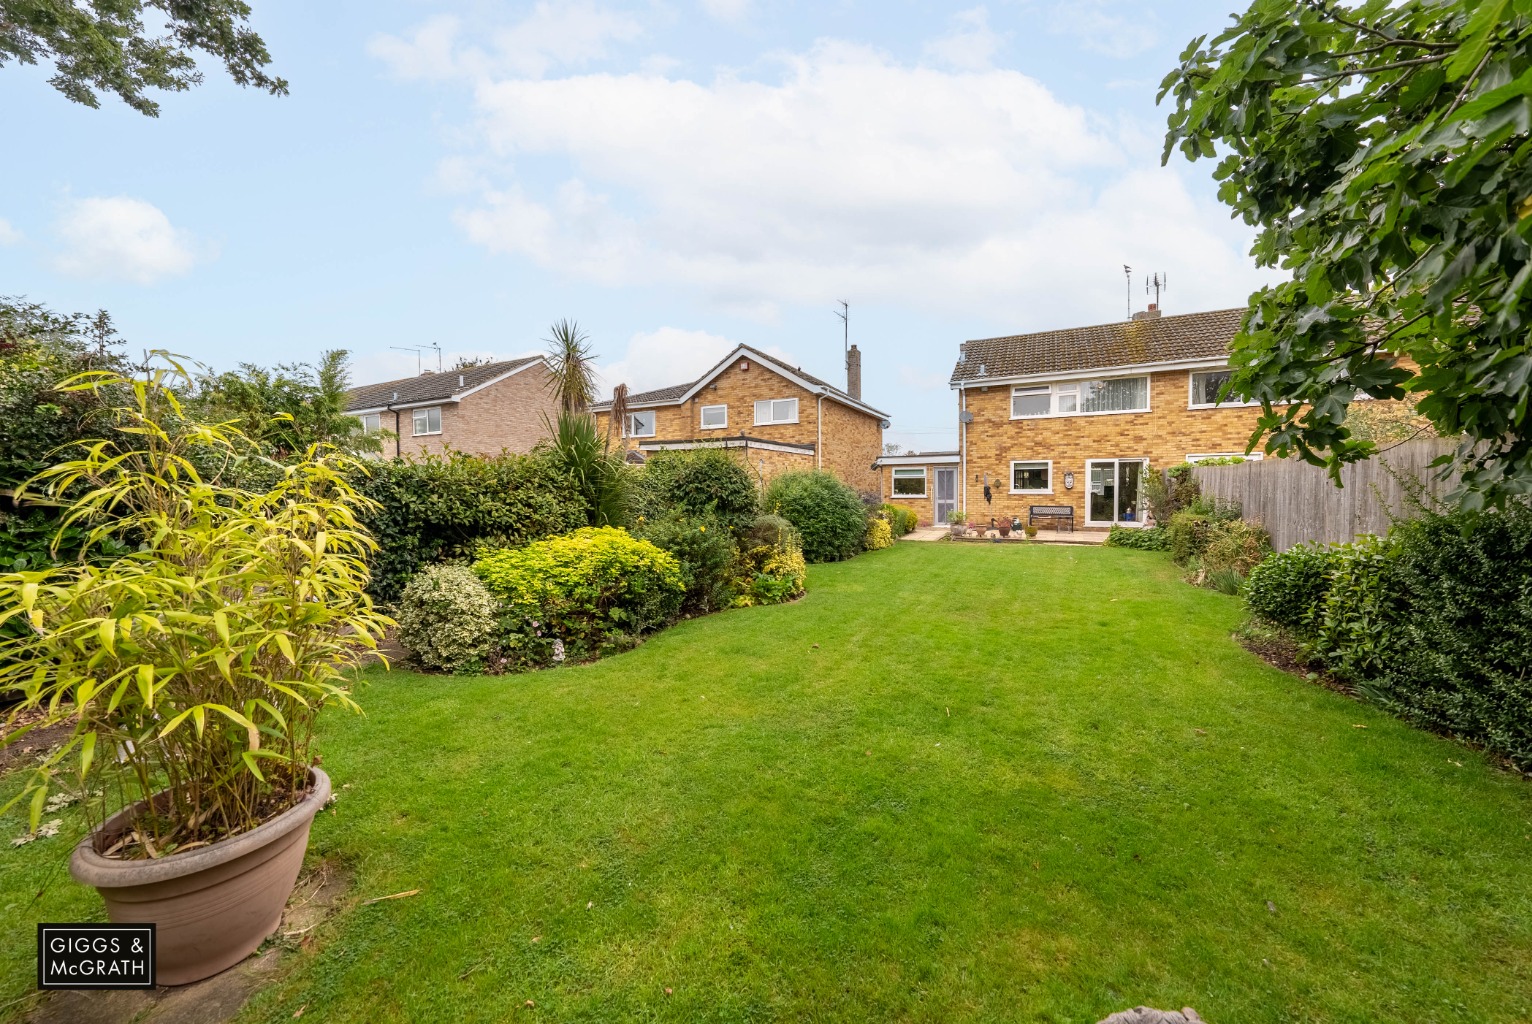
(1010, 376, 1148, 418)
(1189, 369, 1257, 408)
(700, 404, 728, 429)
(412, 406, 441, 436)
(891, 467, 927, 497)
(754, 398, 798, 425)
(625, 410, 657, 438)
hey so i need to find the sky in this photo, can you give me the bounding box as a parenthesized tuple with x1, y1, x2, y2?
(0, 0, 1284, 453)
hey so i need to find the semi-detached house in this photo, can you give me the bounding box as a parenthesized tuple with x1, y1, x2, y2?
(878, 306, 1268, 529)
(344, 356, 560, 458)
(593, 343, 891, 495)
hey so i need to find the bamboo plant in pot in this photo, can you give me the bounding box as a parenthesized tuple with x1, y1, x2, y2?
(0, 361, 391, 985)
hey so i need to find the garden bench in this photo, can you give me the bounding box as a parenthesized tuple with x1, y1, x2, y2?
(1028, 505, 1074, 532)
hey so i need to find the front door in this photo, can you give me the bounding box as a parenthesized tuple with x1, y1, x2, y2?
(934, 468, 957, 526)
(1085, 459, 1147, 526)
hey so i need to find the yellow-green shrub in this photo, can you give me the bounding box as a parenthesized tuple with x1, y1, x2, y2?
(864, 517, 893, 550)
(473, 527, 684, 668)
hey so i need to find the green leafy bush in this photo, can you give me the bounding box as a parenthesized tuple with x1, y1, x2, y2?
(881, 504, 919, 536)
(396, 564, 498, 674)
(352, 452, 588, 602)
(631, 448, 759, 534)
(474, 527, 684, 670)
(540, 411, 630, 528)
(1144, 463, 1200, 525)
(634, 514, 738, 614)
(1167, 495, 1245, 564)
(763, 471, 868, 563)
(1246, 543, 1345, 636)
(734, 515, 807, 606)
(1253, 501, 1532, 767)
(864, 517, 893, 551)
(1106, 525, 1169, 551)
(1200, 519, 1271, 578)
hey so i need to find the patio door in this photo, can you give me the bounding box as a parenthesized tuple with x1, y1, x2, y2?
(934, 468, 957, 526)
(1085, 459, 1147, 527)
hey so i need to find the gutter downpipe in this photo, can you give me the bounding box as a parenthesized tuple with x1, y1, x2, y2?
(960, 385, 968, 519)
(387, 403, 401, 459)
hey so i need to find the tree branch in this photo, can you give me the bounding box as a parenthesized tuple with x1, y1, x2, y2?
(1305, 54, 1449, 82)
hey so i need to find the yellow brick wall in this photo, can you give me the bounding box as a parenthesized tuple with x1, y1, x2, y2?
(609, 358, 883, 491)
(957, 368, 1268, 527)
(385, 365, 560, 459)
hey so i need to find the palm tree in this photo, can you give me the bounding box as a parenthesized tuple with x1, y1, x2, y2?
(607, 382, 630, 452)
(544, 319, 598, 414)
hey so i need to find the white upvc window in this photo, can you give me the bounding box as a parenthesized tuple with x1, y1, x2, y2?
(1186, 452, 1265, 464)
(754, 398, 799, 425)
(700, 404, 728, 429)
(1010, 376, 1149, 419)
(412, 406, 442, 436)
(625, 410, 657, 438)
(358, 413, 381, 434)
(1189, 369, 1258, 409)
(1010, 460, 1052, 494)
(891, 467, 927, 497)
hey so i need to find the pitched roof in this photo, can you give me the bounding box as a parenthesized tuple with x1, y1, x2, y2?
(345, 356, 544, 411)
(950, 308, 1245, 384)
(593, 343, 889, 420)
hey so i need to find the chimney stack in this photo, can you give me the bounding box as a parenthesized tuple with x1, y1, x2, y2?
(847, 343, 862, 401)
(1131, 303, 1162, 321)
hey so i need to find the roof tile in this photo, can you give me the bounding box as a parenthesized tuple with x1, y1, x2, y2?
(345, 356, 544, 410)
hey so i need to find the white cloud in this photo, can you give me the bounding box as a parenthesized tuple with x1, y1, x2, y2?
(51, 197, 202, 285)
(923, 7, 1005, 71)
(699, 0, 751, 23)
(597, 326, 738, 396)
(0, 218, 22, 245)
(441, 39, 1277, 324)
(1048, 2, 1159, 59)
(369, 3, 644, 81)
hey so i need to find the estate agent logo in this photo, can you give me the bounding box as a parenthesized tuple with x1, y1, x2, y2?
(38, 924, 156, 989)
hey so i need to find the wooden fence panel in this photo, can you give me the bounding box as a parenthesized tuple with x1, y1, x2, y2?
(1187, 438, 1460, 551)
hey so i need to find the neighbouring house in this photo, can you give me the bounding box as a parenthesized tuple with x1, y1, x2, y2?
(873, 451, 961, 526)
(947, 305, 1272, 531)
(344, 357, 560, 459)
(592, 343, 891, 494)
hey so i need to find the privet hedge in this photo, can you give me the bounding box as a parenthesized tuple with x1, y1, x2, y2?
(353, 452, 588, 601)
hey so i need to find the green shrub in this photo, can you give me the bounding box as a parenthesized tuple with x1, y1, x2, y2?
(1106, 524, 1169, 551)
(1310, 535, 1404, 685)
(740, 514, 796, 550)
(763, 471, 868, 563)
(1166, 510, 1213, 564)
(474, 527, 684, 670)
(632, 449, 759, 534)
(634, 513, 738, 614)
(352, 451, 588, 602)
(1305, 504, 1532, 765)
(540, 412, 630, 528)
(1201, 519, 1271, 578)
(734, 516, 807, 606)
(881, 504, 919, 536)
(864, 517, 893, 551)
(1145, 463, 1200, 525)
(1246, 543, 1345, 635)
(396, 564, 498, 674)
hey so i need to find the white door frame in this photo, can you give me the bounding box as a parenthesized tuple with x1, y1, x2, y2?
(933, 467, 958, 525)
(1084, 458, 1149, 527)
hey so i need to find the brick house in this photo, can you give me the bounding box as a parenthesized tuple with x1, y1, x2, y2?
(873, 451, 961, 526)
(345, 356, 560, 458)
(592, 343, 890, 494)
(945, 306, 1268, 531)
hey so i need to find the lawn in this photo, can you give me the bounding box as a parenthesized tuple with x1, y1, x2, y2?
(4, 543, 1532, 1022)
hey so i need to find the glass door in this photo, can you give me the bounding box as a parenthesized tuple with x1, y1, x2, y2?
(1085, 459, 1147, 526)
(934, 468, 957, 526)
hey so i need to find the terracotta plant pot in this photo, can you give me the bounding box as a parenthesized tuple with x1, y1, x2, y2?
(69, 768, 331, 986)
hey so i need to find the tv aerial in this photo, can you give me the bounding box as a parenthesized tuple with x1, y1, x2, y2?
(391, 343, 442, 373)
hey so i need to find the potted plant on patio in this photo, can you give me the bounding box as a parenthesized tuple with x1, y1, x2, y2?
(0, 360, 391, 985)
(946, 508, 967, 538)
(1024, 525, 1039, 540)
(997, 518, 1011, 538)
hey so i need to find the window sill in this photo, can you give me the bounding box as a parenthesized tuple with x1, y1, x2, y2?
(753, 420, 800, 427)
(1009, 407, 1150, 421)
(699, 424, 729, 430)
(413, 431, 443, 437)
(1010, 489, 1054, 496)
(893, 493, 929, 499)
